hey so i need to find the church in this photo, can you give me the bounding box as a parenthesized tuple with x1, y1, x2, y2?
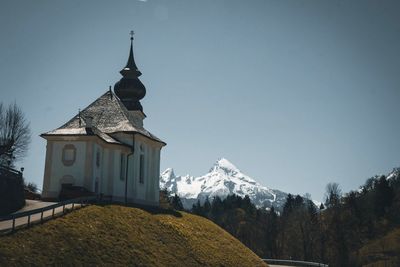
(41, 34, 166, 206)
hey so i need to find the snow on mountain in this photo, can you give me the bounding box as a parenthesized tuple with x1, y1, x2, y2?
(160, 158, 288, 210)
(387, 168, 400, 180)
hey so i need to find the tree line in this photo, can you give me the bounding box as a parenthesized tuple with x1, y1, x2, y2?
(163, 169, 400, 266)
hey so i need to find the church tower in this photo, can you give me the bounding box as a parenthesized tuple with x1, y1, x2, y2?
(114, 31, 146, 127)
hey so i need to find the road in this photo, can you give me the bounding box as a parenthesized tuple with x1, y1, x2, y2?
(13, 199, 56, 213)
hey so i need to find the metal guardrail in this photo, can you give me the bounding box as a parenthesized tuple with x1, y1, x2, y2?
(263, 259, 328, 267)
(0, 196, 97, 233)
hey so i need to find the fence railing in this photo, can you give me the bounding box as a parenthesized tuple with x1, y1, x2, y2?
(263, 259, 328, 267)
(0, 196, 97, 234)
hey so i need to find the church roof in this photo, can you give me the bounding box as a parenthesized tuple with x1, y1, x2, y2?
(41, 90, 166, 145)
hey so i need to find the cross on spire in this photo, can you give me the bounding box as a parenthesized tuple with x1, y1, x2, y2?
(114, 31, 146, 111)
(120, 30, 142, 77)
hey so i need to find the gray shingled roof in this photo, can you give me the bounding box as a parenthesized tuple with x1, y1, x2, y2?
(41, 90, 165, 145)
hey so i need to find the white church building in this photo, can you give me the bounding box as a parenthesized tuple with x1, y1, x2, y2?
(41, 35, 166, 206)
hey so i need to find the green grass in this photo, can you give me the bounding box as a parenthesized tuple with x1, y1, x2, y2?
(355, 227, 400, 267)
(0, 205, 267, 266)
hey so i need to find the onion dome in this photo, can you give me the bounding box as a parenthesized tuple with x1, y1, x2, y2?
(114, 32, 146, 111)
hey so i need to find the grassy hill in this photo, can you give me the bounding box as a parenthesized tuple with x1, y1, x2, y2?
(355, 227, 400, 267)
(0, 205, 267, 266)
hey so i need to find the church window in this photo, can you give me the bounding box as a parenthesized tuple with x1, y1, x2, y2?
(62, 144, 76, 166)
(96, 151, 100, 167)
(120, 153, 126, 181)
(139, 145, 145, 184)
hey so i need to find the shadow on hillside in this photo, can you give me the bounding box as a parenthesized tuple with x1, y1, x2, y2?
(96, 202, 183, 218)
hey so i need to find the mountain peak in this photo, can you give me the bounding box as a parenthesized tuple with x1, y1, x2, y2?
(387, 167, 400, 180)
(210, 158, 239, 173)
(161, 168, 175, 179)
(160, 158, 289, 210)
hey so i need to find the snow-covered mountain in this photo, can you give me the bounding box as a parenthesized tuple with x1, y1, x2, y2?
(160, 158, 288, 210)
(387, 168, 400, 180)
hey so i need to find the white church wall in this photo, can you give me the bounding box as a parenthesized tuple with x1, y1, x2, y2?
(111, 132, 133, 146)
(127, 151, 135, 201)
(42, 141, 54, 198)
(101, 148, 109, 195)
(112, 150, 127, 199)
(131, 142, 138, 199)
(42, 133, 162, 205)
(145, 146, 154, 201)
(147, 146, 161, 203)
(134, 139, 145, 201)
(49, 141, 86, 193)
(132, 135, 162, 204)
(146, 146, 161, 203)
(153, 147, 161, 203)
(135, 137, 146, 201)
(105, 149, 115, 196)
(110, 132, 161, 204)
(92, 143, 103, 193)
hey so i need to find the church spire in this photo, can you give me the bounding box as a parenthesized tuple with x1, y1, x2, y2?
(121, 31, 142, 77)
(114, 31, 146, 112)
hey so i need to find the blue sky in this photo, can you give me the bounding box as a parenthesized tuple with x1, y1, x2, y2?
(1, 0, 399, 201)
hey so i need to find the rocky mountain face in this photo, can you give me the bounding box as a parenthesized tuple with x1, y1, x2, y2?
(160, 158, 288, 210)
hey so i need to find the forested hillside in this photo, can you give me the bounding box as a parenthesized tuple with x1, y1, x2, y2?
(181, 168, 400, 267)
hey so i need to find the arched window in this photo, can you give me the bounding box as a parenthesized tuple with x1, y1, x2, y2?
(96, 150, 100, 167)
(139, 145, 145, 184)
(120, 153, 126, 181)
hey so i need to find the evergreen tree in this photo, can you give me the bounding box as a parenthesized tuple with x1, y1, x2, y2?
(374, 175, 393, 218)
(265, 207, 278, 258)
(192, 199, 202, 215)
(171, 194, 184, 211)
(203, 197, 211, 216)
(211, 196, 223, 219)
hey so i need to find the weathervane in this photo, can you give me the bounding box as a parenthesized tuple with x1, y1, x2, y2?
(130, 30, 134, 41)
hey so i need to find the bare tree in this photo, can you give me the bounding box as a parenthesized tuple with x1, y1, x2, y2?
(325, 182, 342, 208)
(0, 102, 31, 167)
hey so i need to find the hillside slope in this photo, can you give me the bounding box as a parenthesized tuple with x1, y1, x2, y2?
(355, 227, 400, 267)
(0, 205, 267, 266)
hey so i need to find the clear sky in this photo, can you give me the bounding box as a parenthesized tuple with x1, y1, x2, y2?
(1, 0, 399, 201)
